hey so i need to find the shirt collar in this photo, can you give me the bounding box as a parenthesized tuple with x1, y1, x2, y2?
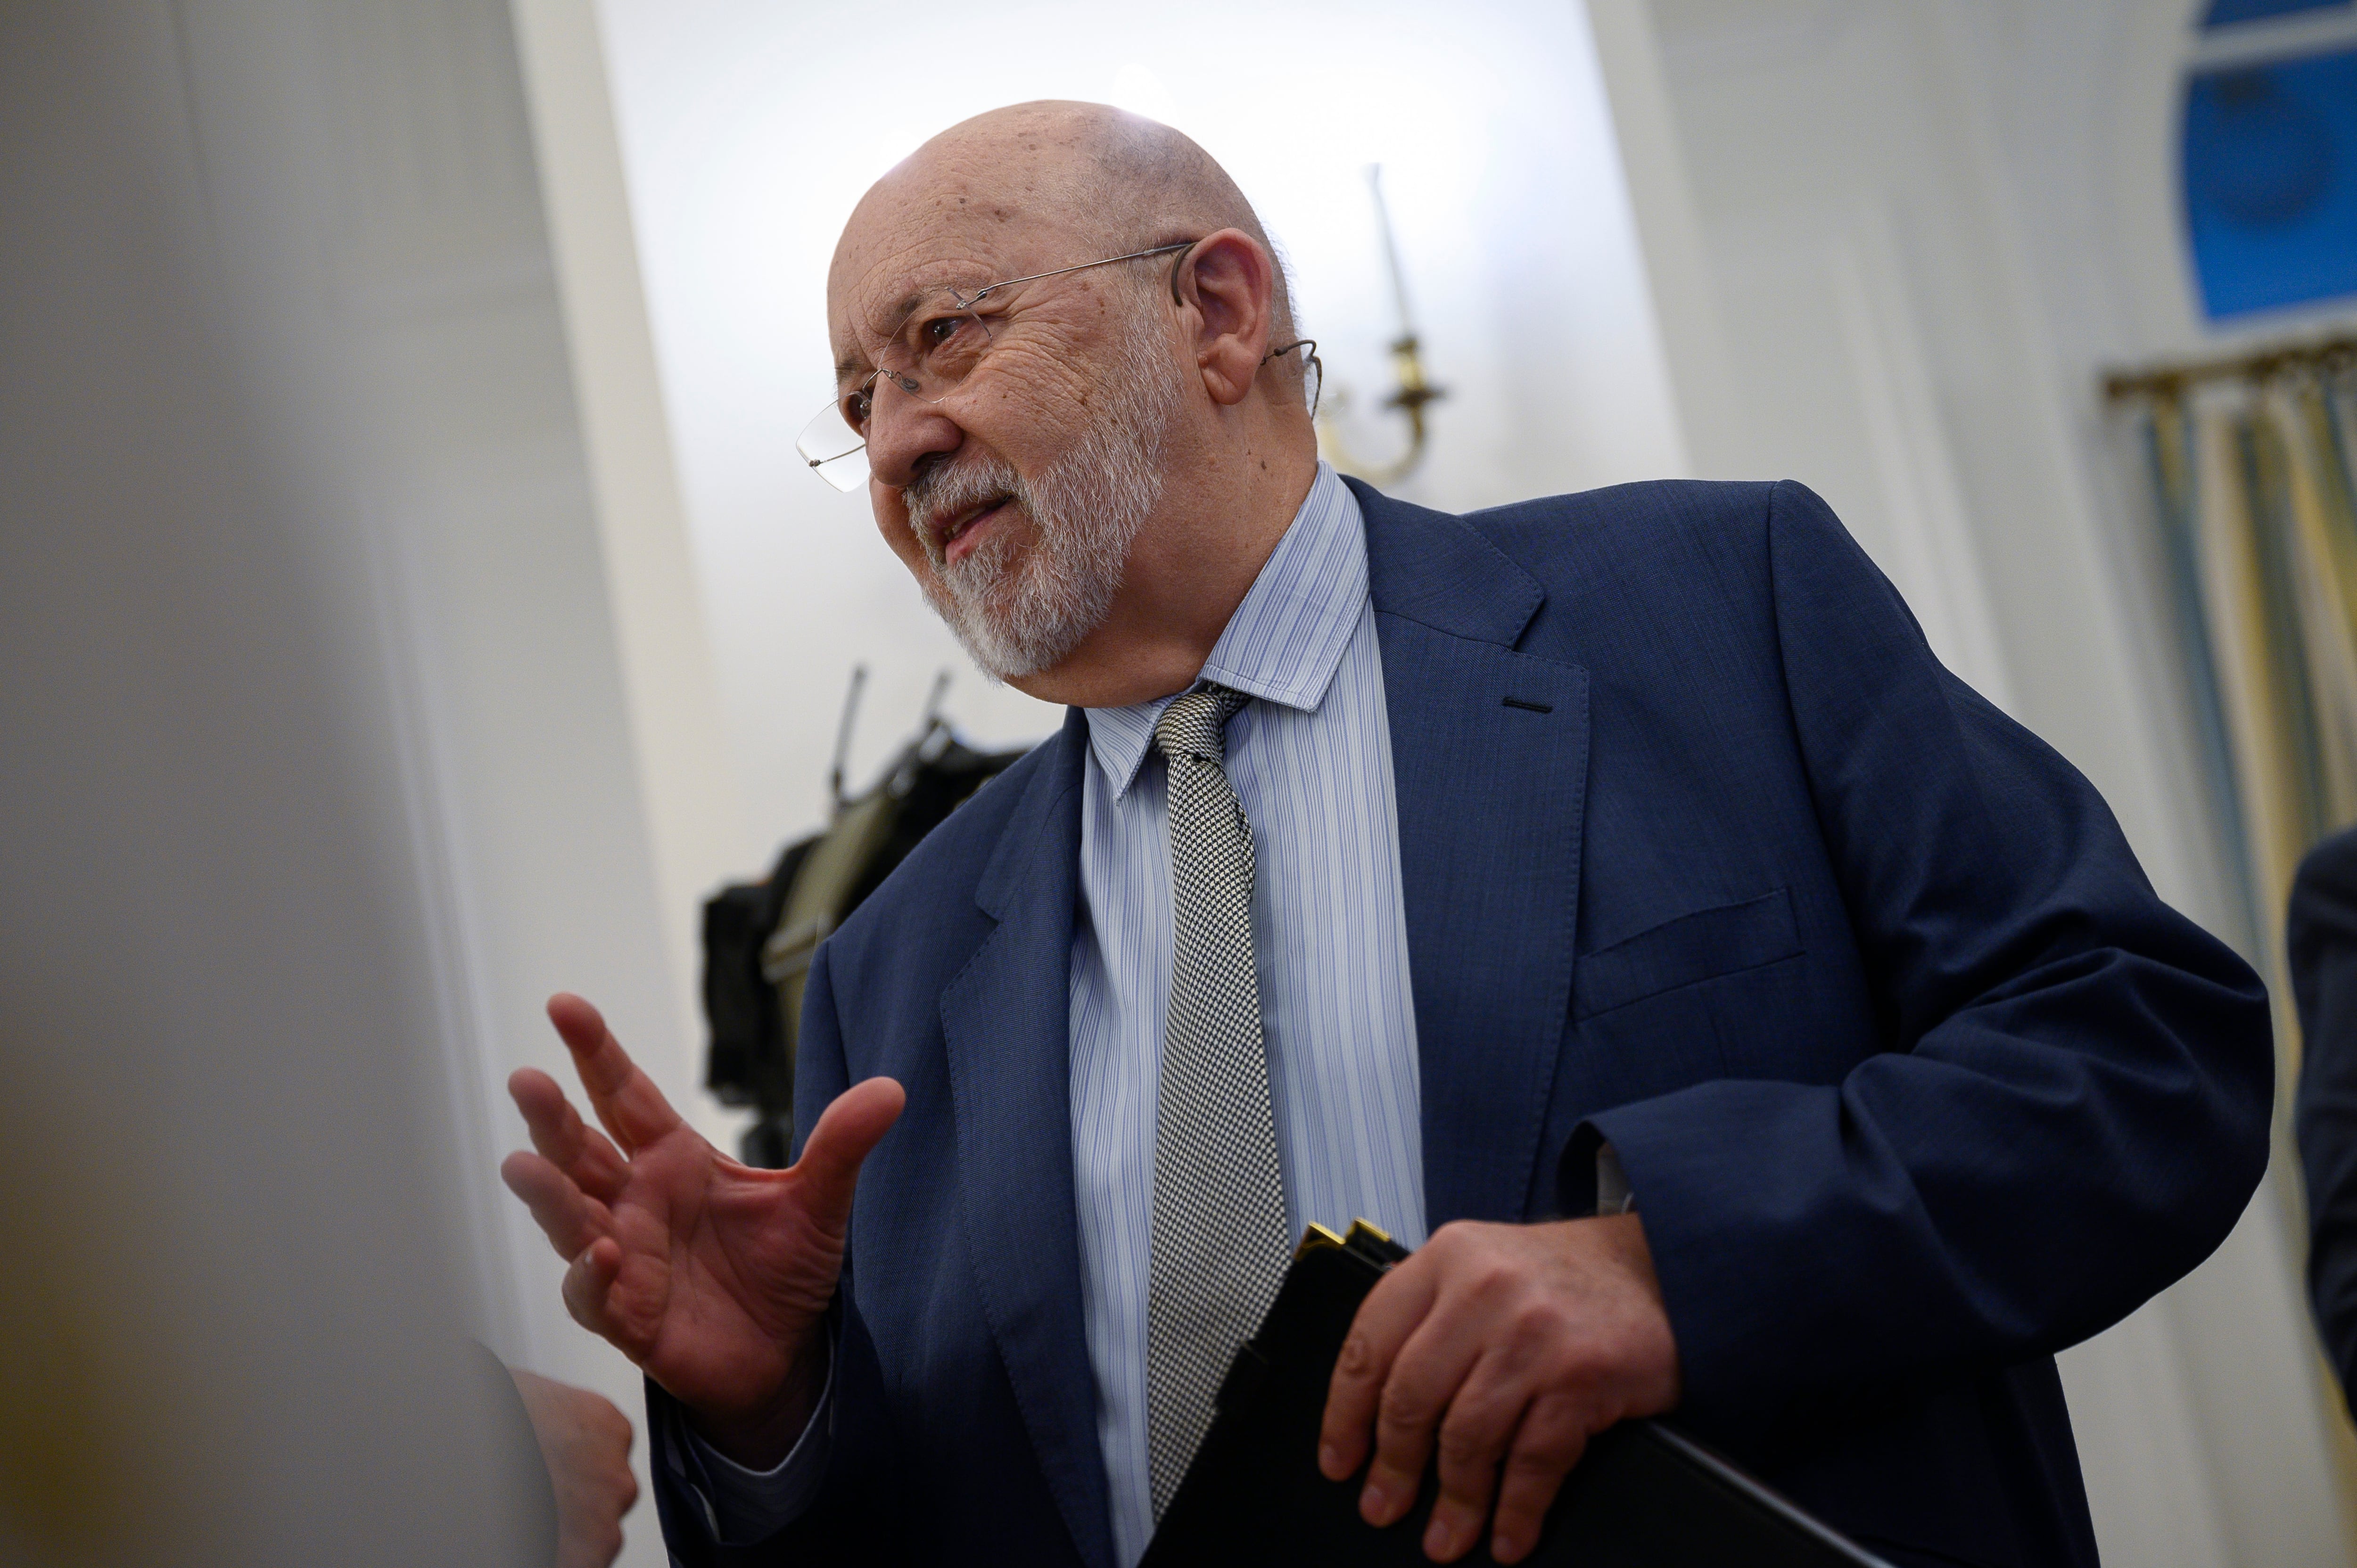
(1083, 462, 1367, 800)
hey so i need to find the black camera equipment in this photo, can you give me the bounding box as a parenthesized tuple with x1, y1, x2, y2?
(701, 669, 1030, 1167)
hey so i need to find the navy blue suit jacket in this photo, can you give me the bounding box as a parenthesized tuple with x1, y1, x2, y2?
(653, 479, 2270, 1568)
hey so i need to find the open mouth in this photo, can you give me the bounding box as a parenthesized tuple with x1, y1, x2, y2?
(936, 496, 1010, 564)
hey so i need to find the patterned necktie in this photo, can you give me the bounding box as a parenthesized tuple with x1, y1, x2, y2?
(1146, 684, 1291, 1518)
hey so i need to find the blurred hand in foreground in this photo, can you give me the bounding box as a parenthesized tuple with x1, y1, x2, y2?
(509, 1368, 637, 1568)
(501, 993, 905, 1466)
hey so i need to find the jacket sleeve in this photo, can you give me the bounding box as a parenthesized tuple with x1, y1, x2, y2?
(1579, 479, 2273, 1437)
(2291, 826, 2357, 1411)
(647, 942, 913, 1567)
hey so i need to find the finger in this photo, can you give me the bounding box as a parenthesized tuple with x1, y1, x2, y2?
(510, 1067, 630, 1203)
(559, 1235, 626, 1342)
(501, 1150, 612, 1260)
(1319, 1253, 1439, 1505)
(789, 1076, 907, 1232)
(1365, 1305, 1484, 1532)
(1422, 1348, 1532, 1562)
(548, 993, 682, 1154)
(1487, 1393, 1591, 1565)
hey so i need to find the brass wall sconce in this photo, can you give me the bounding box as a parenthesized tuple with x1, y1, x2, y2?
(1318, 165, 1448, 485)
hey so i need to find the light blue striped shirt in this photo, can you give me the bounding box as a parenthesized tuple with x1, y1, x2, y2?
(1072, 462, 1427, 1565)
(685, 463, 1427, 1563)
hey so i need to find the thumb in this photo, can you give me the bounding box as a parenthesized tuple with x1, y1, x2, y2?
(791, 1076, 906, 1230)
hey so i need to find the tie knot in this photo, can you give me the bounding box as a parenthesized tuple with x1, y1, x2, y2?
(1153, 685, 1248, 767)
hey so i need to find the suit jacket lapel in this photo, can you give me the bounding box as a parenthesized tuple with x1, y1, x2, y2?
(939, 710, 1114, 1568)
(1352, 478, 1591, 1229)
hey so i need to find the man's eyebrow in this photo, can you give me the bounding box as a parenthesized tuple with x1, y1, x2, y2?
(833, 287, 948, 387)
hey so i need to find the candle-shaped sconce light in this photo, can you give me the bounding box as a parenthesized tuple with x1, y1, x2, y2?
(1319, 165, 1448, 484)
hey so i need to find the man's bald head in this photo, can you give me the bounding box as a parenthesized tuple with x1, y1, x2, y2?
(831, 101, 1302, 391)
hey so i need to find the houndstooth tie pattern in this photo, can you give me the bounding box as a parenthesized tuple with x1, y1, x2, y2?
(1146, 685, 1292, 1519)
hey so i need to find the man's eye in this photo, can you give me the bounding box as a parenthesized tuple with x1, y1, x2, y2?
(922, 314, 971, 348)
(844, 388, 873, 428)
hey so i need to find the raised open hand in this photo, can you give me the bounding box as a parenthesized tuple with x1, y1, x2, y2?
(501, 993, 904, 1464)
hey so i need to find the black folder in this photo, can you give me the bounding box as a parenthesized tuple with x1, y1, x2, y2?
(1141, 1221, 1891, 1568)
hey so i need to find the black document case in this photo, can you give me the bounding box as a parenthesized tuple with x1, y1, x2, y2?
(1141, 1222, 1890, 1568)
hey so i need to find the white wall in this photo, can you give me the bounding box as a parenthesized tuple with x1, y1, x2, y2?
(591, 0, 1690, 851)
(1597, 1, 2357, 1562)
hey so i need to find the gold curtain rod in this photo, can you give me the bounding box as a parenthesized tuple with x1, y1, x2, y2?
(2102, 333, 2357, 402)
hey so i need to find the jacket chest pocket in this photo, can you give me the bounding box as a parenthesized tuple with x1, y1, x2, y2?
(1544, 887, 1813, 1164)
(1574, 887, 1803, 1022)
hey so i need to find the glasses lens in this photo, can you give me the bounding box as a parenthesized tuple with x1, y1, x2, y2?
(800, 289, 1001, 490)
(797, 401, 868, 492)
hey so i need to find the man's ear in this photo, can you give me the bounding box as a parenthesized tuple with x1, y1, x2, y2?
(1172, 229, 1276, 406)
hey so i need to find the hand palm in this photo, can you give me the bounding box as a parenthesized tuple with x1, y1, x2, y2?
(503, 993, 905, 1430)
(600, 1128, 842, 1412)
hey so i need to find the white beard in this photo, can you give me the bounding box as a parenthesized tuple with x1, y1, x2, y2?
(904, 302, 1182, 681)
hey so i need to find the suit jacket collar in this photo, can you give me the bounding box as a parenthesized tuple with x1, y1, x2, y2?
(1351, 476, 1545, 649)
(1351, 478, 1591, 1229)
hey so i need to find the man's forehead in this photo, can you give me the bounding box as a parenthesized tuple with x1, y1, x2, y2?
(827, 185, 1076, 376)
(834, 223, 1005, 318)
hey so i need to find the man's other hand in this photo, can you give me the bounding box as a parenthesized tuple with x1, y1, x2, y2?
(510, 1369, 638, 1568)
(1316, 1214, 1680, 1565)
(500, 993, 904, 1466)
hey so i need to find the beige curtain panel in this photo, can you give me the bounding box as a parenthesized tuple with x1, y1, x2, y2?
(2127, 349, 2357, 1047)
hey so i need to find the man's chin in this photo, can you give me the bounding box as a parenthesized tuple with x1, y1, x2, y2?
(936, 592, 1094, 685)
(952, 617, 1065, 684)
(921, 578, 1039, 683)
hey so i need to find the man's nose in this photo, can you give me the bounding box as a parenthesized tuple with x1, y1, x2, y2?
(863, 379, 963, 490)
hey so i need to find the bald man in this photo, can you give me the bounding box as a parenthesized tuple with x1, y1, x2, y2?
(502, 104, 2271, 1568)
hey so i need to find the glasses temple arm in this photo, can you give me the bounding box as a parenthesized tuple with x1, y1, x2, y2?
(957, 241, 1200, 311)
